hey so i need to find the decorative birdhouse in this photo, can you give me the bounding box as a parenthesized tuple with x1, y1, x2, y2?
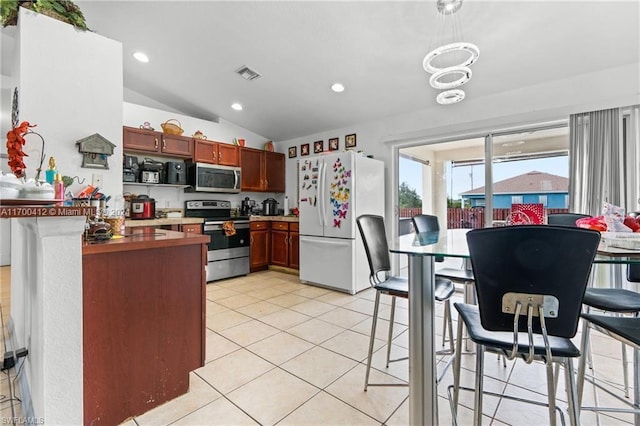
(76, 133, 116, 169)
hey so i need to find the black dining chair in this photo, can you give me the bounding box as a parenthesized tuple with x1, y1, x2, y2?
(547, 213, 591, 227)
(577, 314, 640, 422)
(412, 214, 474, 348)
(549, 211, 640, 398)
(356, 214, 456, 390)
(451, 225, 601, 426)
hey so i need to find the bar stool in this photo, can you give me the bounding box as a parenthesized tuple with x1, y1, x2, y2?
(412, 214, 474, 348)
(356, 214, 456, 390)
(577, 314, 640, 423)
(450, 225, 600, 426)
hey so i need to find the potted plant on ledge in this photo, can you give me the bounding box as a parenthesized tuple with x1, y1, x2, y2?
(1, 0, 88, 30)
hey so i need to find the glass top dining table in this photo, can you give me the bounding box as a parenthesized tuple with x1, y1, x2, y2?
(390, 228, 640, 426)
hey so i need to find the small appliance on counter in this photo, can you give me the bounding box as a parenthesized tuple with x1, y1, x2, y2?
(130, 195, 156, 219)
(164, 161, 186, 185)
(139, 158, 164, 184)
(123, 155, 139, 183)
(240, 197, 256, 216)
(262, 198, 279, 216)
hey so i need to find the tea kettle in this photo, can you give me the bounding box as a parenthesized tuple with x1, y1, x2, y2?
(262, 198, 279, 216)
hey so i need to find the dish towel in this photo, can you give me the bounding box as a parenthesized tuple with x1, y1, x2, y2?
(223, 220, 236, 236)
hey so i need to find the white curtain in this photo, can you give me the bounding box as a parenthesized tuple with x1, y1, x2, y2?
(569, 107, 630, 216)
(622, 105, 640, 213)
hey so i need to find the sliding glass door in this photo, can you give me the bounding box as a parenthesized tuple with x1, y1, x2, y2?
(397, 122, 569, 231)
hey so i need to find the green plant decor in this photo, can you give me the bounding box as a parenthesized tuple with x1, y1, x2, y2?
(1, 0, 88, 30)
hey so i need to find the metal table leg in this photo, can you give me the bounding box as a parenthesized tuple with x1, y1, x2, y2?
(408, 254, 437, 425)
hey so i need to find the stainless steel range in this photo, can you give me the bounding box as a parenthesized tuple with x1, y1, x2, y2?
(184, 200, 250, 282)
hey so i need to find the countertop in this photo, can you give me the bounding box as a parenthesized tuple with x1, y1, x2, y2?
(124, 217, 204, 227)
(250, 215, 299, 222)
(83, 227, 209, 255)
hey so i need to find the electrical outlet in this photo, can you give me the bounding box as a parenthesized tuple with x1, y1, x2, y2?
(92, 173, 103, 188)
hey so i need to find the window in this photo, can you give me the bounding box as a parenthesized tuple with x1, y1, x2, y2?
(539, 195, 548, 206)
(512, 196, 523, 204)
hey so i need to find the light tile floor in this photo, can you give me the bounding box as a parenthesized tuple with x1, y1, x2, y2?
(123, 270, 637, 425)
(0, 267, 636, 425)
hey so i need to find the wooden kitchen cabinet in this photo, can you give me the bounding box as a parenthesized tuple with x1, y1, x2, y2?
(265, 151, 286, 192)
(240, 147, 285, 192)
(193, 140, 239, 166)
(289, 222, 299, 269)
(270, 221, 299, 270)
(270, 222, 289, 267)
(123, 126, 193, 158)
(250, 221, 270, 272)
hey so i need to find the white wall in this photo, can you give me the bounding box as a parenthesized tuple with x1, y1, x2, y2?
(279, 62, 640, 234)
(8, 9, 123, 201)
(10, 7, 123, 421)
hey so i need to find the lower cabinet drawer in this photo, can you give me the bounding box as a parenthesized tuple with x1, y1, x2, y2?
(271, 222, 288, 231)
(182, 224, 202, 234)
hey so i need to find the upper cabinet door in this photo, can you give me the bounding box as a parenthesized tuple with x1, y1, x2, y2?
(216, 143, 239, 167)
(193, 140, 216, 163)
(240, 147, 263, 191)
(160, 134, 193, 158)
(123, 127, 160, 153)
(264, 151, 285, 193)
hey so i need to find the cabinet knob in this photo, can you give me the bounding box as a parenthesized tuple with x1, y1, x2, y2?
(154, 138, 158, 149)
(162, 138, 166, 150)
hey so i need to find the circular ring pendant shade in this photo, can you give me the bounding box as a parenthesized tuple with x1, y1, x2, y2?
(422, 42, 480, 74)
(436, 89, 465, 104)
(429, 66, 472, 89)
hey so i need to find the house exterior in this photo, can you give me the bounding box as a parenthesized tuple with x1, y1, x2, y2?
(460, 171, 568, 209)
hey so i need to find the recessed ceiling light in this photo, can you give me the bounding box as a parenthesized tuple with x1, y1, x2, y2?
(231, 103, 243, 111)
(133, 51, 149, 63)
(331, 83, 345, 93)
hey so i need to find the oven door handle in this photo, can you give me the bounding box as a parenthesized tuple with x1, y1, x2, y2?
(204, 223, 250, 232)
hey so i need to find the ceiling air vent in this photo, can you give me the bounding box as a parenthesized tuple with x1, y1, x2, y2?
(235, 65, 261, 81)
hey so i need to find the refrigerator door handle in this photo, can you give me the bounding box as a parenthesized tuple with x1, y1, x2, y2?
(321, 161, 328, 227)
(301, 236, 351, 247)
(317, 160, 324, 227)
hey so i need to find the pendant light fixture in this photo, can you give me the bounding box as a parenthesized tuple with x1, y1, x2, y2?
(423, 0, 479, 105)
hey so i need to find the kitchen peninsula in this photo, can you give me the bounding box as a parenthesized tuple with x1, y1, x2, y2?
(83, 227, 209, 425)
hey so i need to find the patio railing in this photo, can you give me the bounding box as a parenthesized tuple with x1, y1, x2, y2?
(398, 207, 570, 235)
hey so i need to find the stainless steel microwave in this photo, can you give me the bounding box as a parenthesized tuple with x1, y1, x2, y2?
(187, 163, 241, 193)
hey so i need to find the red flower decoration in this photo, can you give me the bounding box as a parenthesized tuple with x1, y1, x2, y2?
(6, 121, 35, 178)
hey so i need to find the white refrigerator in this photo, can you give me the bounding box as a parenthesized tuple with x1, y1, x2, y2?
(298, 151, 385, 294)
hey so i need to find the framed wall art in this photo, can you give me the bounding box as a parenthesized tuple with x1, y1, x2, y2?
(328, 137, 339, 151)
(288, 146, 297, 158)
(345, 133, 357, 148)
(301, 143, 310, 156)
(313, 140, 323, 154)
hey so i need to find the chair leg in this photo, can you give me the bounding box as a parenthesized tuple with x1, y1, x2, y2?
(452, 316, 465, 416)
(634, 347, 640, 426)
(364, 291, 381, 391)
(441, 301, 448, 347)
(622, 341, 630, 398)
(386, 296, 396, 368)
(564, 357, 580, 426)
(577, 319, 591, 407)
(445, 300, 455, 354)
(473, 344, 485, 426)
(545, 362, 557, 426)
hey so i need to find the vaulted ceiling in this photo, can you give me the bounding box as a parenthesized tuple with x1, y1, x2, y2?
(71, 1, 640, 141)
